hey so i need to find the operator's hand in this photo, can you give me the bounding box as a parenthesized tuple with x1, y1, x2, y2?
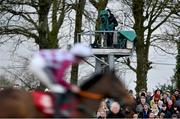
(71, 84, 80, 93)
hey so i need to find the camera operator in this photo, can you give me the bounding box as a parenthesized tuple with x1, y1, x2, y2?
(106, 9, 118, 47)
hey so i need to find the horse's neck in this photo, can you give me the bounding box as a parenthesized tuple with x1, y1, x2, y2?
(79, 78, 108, 110)
(78, 96, 101, 117)
(79, 87, 102, 110)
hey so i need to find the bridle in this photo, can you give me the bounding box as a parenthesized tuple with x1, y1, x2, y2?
(78, 91, 103, 100)
(76, 91, 104, 116)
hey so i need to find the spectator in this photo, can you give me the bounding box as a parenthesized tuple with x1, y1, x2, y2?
(136, 95, 150, 113)
(150, 94, 161, 107)
(136, 89, 147, 104)
(138, 104, 151, 118)
(105, 98, 113, 109)
(159, 104, 171, 118)
(154, 89, 162, 96)
(107, 102, 125, 118)
(166, 90, 171, 97)
(162, 92, 170, 106)
(167, 99, 174, 114)
(146, 92, 152, 104)
(97, 100, 109, 119)
(172, 89, 180, 103)
(151, 104, 159, 116)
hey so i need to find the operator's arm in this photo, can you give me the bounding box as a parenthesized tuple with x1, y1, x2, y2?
(112, 14, 118, 27)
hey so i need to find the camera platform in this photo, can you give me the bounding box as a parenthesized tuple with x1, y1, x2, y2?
(77, 30, 136, 72)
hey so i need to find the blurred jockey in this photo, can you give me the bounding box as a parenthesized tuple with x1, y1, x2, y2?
(29, 43, 92, 117)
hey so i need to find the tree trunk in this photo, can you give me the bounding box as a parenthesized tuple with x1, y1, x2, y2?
(48, 0, 58, 48)
(132, 0, 149, 93)
(70, 0, 86, 85)
(136, 46, 149, 92)
(37, 0, 54, 89)
(38, 0, 51, 49)
(48, 0, 66, 49)
(175, 41, 180, 89)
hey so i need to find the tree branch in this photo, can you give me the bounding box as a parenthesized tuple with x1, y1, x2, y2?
(151, 44, 177, 55)
(0, 26, 38, 40)
(123, 58, 137, 73)
(89, 0, 98, 9)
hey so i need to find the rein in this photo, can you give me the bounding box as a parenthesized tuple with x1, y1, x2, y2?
(78, 91, 103, 100)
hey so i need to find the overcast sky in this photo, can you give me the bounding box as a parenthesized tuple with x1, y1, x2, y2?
(0, 0, 177, 92)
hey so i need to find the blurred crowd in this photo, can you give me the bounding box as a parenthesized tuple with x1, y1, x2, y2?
(1, 85, 180, 118)
(97, 89, 180, 119)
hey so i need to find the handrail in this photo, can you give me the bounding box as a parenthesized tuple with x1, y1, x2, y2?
(92, 55, 109, 66)
(77, 30, 118, 36)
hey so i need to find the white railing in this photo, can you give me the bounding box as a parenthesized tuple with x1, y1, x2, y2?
(77, 30, 119, 48)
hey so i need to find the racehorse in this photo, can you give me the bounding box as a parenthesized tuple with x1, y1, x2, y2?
(0, 71, 134, 118)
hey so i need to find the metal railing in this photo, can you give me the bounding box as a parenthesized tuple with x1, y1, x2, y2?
(77, 30, 121, 48)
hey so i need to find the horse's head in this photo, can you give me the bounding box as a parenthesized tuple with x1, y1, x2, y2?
(80, 71, 134, 106)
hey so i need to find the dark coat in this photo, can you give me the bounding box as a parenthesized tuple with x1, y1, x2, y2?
(108, 14, 118, 30)
(107, 110, 125, 118)
(138, 109, 151, 118)
(159, 109, 172, 118)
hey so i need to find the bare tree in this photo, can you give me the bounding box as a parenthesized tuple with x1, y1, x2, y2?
(166, 18, 180, 89)
(122, 0, 180, 93)
(0, 0, 71, 49)
(0, 0, 72, 89)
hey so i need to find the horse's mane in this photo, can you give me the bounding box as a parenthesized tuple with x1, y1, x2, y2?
(80, 73, 104, 90)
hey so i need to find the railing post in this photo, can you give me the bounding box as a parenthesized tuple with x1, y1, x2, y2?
(108, 53, 114, 70)
(113, 31, 118, 45)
